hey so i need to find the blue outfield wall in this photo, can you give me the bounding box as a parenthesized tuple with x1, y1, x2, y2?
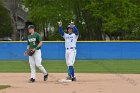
(0, 41, 140, 60)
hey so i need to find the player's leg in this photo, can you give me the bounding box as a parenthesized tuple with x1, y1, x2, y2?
(69, 49, 76, 65)
(29, 56, 36, 82)
(65, 50, 69, 66)
(67, 49, 76, 81)
(65, 50, 71, 77)
(34, 50, 48, 81)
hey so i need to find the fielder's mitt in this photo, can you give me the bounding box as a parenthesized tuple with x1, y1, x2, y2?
(27, 49, 35, 56)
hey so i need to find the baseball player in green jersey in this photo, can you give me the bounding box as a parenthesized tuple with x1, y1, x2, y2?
(24, 25, 48, 83)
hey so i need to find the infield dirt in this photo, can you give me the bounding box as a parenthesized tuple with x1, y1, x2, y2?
(0, 73, 139, 93)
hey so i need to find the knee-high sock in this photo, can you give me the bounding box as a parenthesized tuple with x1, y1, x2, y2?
(69, 66, 74, 78)
(68, 67, 71, 76)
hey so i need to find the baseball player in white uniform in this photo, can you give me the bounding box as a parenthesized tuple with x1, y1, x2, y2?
(58, 21, 79, 81)
(24, 25, 48, 83)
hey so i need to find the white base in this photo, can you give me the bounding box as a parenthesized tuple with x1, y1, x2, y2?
(58, 79, 72, 83)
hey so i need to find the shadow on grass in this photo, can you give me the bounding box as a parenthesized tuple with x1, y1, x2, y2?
(0, 85, 11, 90)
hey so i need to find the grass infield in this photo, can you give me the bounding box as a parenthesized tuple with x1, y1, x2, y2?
(0, 60, 140, 73)
(0, 85, 11, 90)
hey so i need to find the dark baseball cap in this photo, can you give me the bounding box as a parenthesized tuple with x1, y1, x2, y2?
(28, 25, 35, 29)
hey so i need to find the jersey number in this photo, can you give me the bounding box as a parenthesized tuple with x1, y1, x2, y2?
(33, 42, 36, 45)
(71, 39, 73, 42)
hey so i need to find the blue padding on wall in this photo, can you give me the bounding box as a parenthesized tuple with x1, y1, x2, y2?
(0, 42, 140, 60)
(42, 42, 65, 60)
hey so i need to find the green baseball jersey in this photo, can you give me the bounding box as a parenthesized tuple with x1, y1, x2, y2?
(27, 32, 42, 50)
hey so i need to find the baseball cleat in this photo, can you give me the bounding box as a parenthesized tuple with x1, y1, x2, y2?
(66, 76, 72, 80)
(44, 74, 48, 81)
(28, 78, 35, 83)
(72, 77, 76, 81)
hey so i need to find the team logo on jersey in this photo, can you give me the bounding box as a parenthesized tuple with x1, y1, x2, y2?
(28, 38, 36, 42)
(66, 36, 73, 39)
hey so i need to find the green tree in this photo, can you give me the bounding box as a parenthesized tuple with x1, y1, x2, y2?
(86, 0, 140, 40)
(24, 0, 75, 40)
(0, 1, 13, 38)
(23, 0, 140, 40)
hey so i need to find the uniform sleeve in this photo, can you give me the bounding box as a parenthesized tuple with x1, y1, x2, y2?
(37, 33, 42, 42)
(59, 26, 66, 39)
(59, 26, 64, 36)
(73, 26, 79, 36)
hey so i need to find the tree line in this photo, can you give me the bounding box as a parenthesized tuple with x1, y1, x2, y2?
(0, 1, 13, 38)
(2, 0, 140, 41)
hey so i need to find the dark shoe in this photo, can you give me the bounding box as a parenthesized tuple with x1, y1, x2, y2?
(28, 78, 35, 83)
(72, 77, 76, 81)
(44, 74, 48, 81)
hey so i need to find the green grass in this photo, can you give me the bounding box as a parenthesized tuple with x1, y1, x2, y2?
(0, 60, 140, 73)
(0, 85, 10, 90)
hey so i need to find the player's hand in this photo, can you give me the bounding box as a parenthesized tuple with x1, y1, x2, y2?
(32, 49, 36, 52)
(58, 20, 62, 27)
(24, 51, 28, 56)
(69, 20, 75, 28)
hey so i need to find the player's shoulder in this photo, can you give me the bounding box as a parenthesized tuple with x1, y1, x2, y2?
(71, 33, 77, 36)
(63, 33, 68, 36)
(34, 32, 39, 35)
(34, 32, 41, 36)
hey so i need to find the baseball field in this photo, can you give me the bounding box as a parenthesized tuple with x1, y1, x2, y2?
(0, 60, 140, 93)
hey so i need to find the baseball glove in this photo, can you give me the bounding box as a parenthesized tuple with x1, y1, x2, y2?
(27, 49, 35, 56)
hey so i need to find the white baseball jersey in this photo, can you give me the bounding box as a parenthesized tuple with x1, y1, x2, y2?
(63, 33, 78, 48)
(59, 26, 79, 66)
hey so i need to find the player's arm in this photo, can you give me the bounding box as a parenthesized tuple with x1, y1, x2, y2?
(73, 26, 79, 36)
(58, 21, 65, 36)
(24, 40, 30, 56)
(36, 41, 42, 49)
(70, 21, 79, 36)
(27, 40, 30, 49)
(34, 34, 42, 50)
(59, 26, 64, 36)
(27, 45, 29, 49)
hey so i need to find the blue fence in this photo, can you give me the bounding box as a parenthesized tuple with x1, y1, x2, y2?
(0, 41, 140, 60)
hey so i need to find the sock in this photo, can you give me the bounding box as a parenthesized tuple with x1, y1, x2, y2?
(69, 66, 74, 78)
(68, 67, 71, 76)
